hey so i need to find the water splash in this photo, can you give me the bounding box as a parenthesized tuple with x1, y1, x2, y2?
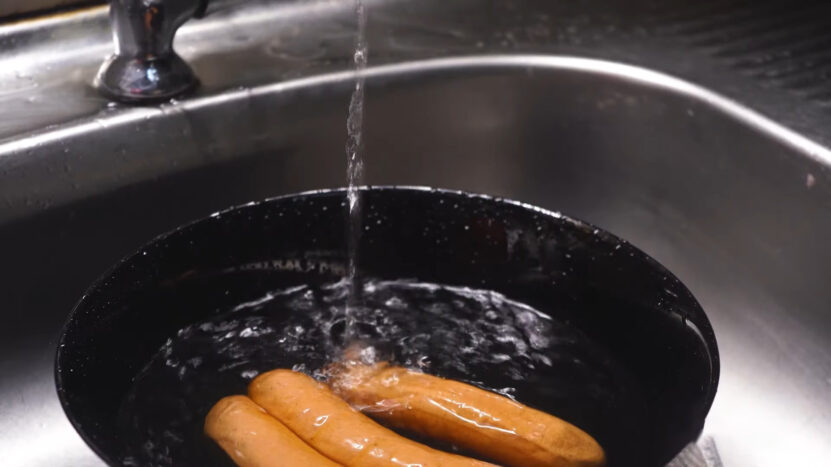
(345, 0, 369, 341)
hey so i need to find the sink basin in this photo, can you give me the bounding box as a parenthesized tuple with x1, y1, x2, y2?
(1, 55, 830, 466)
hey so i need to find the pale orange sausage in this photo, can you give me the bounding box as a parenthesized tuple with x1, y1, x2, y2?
(205, 395, 341, 467)
(330, 364, 606, 467)
(249, 369, 495, 467)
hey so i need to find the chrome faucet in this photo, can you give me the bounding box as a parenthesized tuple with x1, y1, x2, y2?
(95, 0, 238, 104)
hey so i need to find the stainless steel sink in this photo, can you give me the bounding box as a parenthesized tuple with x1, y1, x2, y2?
(1, 3, 830, 467)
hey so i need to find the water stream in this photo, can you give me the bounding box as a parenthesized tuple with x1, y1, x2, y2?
(344, 0, 369, 341)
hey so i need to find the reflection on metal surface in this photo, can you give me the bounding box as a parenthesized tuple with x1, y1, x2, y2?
(0, 1, 830, 466)
(2, 0, 831, 144)
(2, 55, 830, 224)
(0, 0, 89, 18)
(1, 374, 101, 467)
(667, 438, 721, 467)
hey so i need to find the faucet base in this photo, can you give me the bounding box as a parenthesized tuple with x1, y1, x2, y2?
(94, 53, 199, 104)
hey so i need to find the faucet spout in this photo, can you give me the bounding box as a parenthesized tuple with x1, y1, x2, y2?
(95, 0, 209, 104)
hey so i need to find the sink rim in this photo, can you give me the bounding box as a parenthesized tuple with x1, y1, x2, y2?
(5, 53, 829, 161)
(1, 54, 829, 227)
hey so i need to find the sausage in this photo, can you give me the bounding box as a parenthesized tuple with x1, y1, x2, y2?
(204, 395, 340, 467)
(248, 369, 495, 467)
(330, 363, 606, 467)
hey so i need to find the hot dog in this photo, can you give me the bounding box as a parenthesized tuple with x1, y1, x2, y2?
(249, 369, 495, 467)
(204, 395, 340, 467)
(330, 363, 606, 467)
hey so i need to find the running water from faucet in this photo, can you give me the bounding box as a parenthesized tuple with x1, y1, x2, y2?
(344, 0, 368, 341)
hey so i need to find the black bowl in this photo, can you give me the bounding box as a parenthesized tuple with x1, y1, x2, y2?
(56, 187, 718, 466)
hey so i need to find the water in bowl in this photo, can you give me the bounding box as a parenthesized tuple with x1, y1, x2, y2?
(118, 279, 645, 466)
